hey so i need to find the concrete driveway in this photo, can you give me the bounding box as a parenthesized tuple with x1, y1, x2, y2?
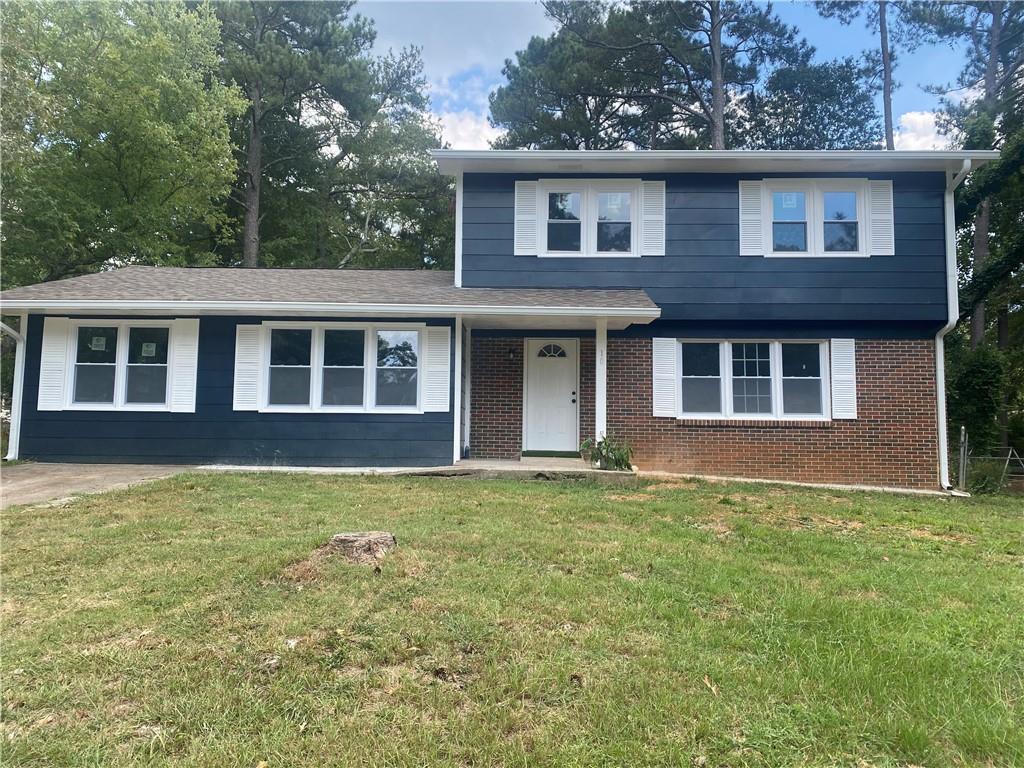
(0, 463, 190, 509)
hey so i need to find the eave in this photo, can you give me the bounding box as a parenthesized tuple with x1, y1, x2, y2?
(432, 149, 1000, 176)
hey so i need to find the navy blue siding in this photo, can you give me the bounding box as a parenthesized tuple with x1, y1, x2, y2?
(461, 172, 949, 331)
(19, 315, 455, 466)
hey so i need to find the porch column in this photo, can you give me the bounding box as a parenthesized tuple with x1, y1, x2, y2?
(2, 314, 27, 461)
(595, 318, 607, 440)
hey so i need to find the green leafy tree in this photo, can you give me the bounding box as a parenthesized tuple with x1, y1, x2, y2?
(543, 0, 811, 149)
(489, 25, 644, 149)
(214, 0, 376, 267)
(908, 1, 1024, 348)
(0, 0, 243, 287)
(816, 1, 913, 149)
(745, 59, 883, 149)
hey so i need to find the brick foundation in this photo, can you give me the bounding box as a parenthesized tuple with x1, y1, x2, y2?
(607, 338, 940, 490)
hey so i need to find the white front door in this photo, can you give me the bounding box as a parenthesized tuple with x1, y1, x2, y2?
(524, 338, 579, 452)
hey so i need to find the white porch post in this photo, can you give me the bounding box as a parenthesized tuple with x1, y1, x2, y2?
(595, 318, 607, 440)
(3, 314, 27, 461)
(453, 315, 463, 464)
(463, 325, 472, 454)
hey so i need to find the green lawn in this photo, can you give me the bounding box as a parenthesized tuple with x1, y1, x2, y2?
(2, 474, 1022, 767)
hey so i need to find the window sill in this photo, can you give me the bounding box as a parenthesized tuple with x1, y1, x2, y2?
(258, 406, 423, 415)
(64, 403, 170, 412)
(761, 257, 872, 264)
(536, 257, 638, 264)
(676, 417, 833, 428)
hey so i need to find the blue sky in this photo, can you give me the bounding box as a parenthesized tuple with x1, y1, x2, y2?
(358, 0, 968, 149)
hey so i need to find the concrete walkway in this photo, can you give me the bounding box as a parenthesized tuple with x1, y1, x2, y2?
(0, 462, 189, 509)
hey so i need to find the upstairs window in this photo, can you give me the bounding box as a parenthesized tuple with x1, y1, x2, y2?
(597, 191, 632, 253)
(750, 179, 871, 258)
(822, 191, 859, 252)
(546, 191, 583, 253)
(771, 190, 808, 253)
(537, 180, 639, 257)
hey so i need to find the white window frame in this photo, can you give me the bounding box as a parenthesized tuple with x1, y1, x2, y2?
(677, 340, 831, 421)
(259, 321, 425, 414)
(762, 179, 869, 258)
(64, 319, 173, 411)
(538, 179, 641, 258)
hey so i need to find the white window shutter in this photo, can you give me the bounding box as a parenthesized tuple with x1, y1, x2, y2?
(37, 317, 70, 411)
(830, 339, 858, 419)
(651, 338, 680, 418)
(868, 180, 895, 255)
(640, 180, 666, 255)
(232, 325, 263, 411)
(168, 319, 200, 413)
(423, 326, 451, 412)
(513, 181, 539, 255)
(738, 180, 764, 256)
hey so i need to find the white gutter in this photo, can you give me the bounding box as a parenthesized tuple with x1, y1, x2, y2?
(936, 158, 973, 489)
(1, 315, 27, 461)
(0, 300, 660, 320)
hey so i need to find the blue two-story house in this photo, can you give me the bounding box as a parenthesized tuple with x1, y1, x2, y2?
(0, 150, 997, 490)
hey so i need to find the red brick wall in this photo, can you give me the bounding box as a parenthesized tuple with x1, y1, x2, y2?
(470, 336, 595, 458)
(607, 338, 940, 489)
(470, 336, 523, 459)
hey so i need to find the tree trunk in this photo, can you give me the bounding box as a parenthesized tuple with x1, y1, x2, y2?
(970, 197, 991, 347)
(969, 2, 1003, 347)
(879, 1, 895, 150)
(997, 304, 1009, 448)
(708, 1, 726, 149)
(242, 97, 263, 269)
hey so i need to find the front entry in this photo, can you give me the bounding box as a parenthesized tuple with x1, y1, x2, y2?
(523, 338, 579, 452)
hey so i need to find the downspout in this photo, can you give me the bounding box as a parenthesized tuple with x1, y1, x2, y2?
(1, 315, 27, 461)
(937, 159, 972, 490)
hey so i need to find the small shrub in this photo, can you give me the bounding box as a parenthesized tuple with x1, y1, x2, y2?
(968, 458, 1008, 495)
(580, 434, 633, 471)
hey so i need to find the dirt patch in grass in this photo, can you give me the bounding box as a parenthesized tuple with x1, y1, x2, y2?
(604, 492, 654, 502)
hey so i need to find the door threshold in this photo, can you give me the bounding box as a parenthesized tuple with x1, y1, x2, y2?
(521, 450, 581, 458)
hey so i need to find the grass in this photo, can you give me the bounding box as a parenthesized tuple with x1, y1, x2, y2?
(1, 473, 1022, 767)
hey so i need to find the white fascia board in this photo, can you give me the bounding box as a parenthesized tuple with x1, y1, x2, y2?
(432, 149, 1000, 176)
(0, 299, 661, 320)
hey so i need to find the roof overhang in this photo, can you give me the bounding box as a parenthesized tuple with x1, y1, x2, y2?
(0, 300, 660, 330)
(433, 149, 1000, 176)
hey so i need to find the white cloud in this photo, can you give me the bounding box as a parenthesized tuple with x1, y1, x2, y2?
(437, 110, 502, 149)
(893, 111, 952, 150)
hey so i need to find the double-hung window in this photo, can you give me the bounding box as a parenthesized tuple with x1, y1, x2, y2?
(762, 180, 868, 257)
(539, 180, 639, 257)
(263, 325, 421, 412)
(71, 322, 171, 408)
(678, 340, 829, 420)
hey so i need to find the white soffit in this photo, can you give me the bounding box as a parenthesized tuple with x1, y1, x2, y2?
(432, 149, 1000, 176)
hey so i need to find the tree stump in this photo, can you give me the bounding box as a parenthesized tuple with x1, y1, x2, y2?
(319, 531, 397, 564)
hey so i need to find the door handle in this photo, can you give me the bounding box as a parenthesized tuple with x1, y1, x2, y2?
(571, 398, 577, 404)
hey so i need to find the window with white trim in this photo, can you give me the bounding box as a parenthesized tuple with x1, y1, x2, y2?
(678, 340, 829, 420)
(539, 180, 639, 257)
(375, 330, 419, 407)
(763, 180, 868, 257)
(71, 322, 171, 408)
(262, 324, 421, 412)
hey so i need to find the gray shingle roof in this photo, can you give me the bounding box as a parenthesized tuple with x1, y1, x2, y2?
(0, 266, 658, 314)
